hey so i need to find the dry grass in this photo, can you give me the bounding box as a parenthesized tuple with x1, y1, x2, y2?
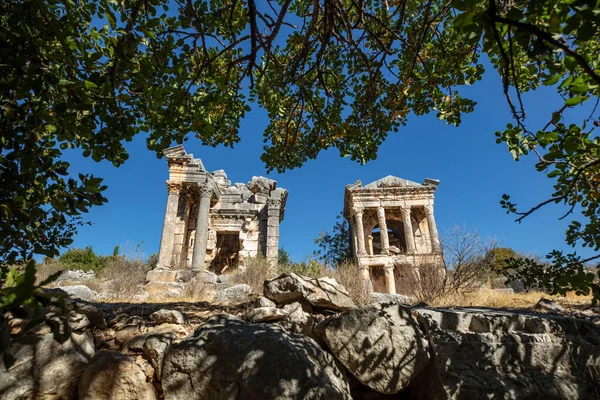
(34, 262, 65, 286)
(327, 261, 372, 306)
(431, 288, 594, 309)
(232, 254, 275, 294)
(180, 277, 215, 302)
(96, 256, 151, 302)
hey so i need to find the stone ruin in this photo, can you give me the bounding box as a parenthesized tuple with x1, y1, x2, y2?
(148, 145, 287, 282)
(343, 175, 445, 295)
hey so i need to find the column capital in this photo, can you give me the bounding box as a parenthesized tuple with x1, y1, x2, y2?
(424, 204, 434, 214)
(267, 198, 282, 208)
(377, 206, 386, 215)
(166, 181, 183, 194)
(400, 205, 412, 213)
(353, 206, 364, 216)
(199, 184, 212, 198)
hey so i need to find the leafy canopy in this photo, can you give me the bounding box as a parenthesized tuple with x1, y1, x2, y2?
(450, 0, 600, 300)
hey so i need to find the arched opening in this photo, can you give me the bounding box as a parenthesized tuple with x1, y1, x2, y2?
(370, 220, 406, 255)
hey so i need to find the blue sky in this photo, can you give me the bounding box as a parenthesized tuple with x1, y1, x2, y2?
(62, 66, 594, 263)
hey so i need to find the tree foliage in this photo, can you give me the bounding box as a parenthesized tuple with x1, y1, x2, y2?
(2, 0, 600, 353)
(450, 0, 600, 300)
(314, 212, 353, 267)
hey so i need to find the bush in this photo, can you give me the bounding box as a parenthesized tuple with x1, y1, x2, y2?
(277, 258, 325, 278)
(58, 246, 109, 272)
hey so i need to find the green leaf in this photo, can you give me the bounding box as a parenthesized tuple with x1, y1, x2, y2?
(543, 75, 560, 86)
(564, 96, 586, 106)
(84, 80, 97, 90)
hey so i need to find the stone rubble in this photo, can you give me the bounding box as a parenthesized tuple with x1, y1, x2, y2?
(264, 273, 356, 311)
(3, 277, 600, 400)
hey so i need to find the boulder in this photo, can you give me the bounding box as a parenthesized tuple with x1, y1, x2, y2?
(264, 273, 355, 311)
(213, 284, 252, 303)
(60, 285, 98, 301)
(143, 334, 173, 381)
(276, 302, 320, 342)
(407, 307, 600, 399)
(253, 296, 276, 308)
(245, 307, 288, 323)
(69, 312, 92, 331)
(78, 351, 157, 400)
(0, 332, 95, 400)
(321, 302, 430, 394)
(371, 293, 414, 305)
(534, 298, 564, 313)
(162, 315, 351, 399)
(149, 309, 186, 325)
(115, 323, 145, 345)
(74, 302, 107, 329)
(57, 269, 95, 282)
(176, 270, 217, 284)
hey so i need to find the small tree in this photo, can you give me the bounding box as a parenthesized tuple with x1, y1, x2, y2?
(314, 212, 353, 267)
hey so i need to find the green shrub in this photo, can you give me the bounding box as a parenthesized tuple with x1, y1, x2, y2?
(278, 259, 325, 278)
(58, 246, 109, 272)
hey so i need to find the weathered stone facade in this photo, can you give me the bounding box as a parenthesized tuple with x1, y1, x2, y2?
(152, 145, 287, 275)
(343, 176, 444, 295)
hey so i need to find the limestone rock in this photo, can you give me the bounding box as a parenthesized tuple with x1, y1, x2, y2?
(147, 323, 189, 336)
(74, 302, 107, 329)
(162, 315, 351, 399)
(115, 323, 145, 345)
(247, 176, 276, 194)
(78, 351, 157, 400)
(264, 273, 355, 311)
(0, 332, 95, 400)
(146, 269, 177, 283)
(245, 307, 288, 323)
(253, 296, 276, 308)
(149, 309, 186, 325)
(143, 334, 173, 381)
(407, 307, 600, 399)
(60, 284, 98, 301)
(69, 312, 92, 331)
(276, 302, 319, 341)
(371, 292, 414, 305)
(534, 297, 564, 313)
(213, 284, 252, 303)
(321, 302, 430, 394)
(176, 269, 217, 284)
(125, 331, 177, 353)
(57, 269, 95, 283)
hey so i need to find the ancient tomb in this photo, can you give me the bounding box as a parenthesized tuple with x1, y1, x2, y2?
(151, 145, 287, 274)
(343, 176, 444, 295)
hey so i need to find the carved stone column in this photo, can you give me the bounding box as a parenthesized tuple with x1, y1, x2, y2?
(367, 235, 374, 256)
(384, 265, 396, 295)
(156, 181, 182, 269)
(354, 207, 367, 255)
(401, 206, 416, 255)
(425, 204, 441, 253)
(377, 207, 390, 255)
(360, 266, 373, 293)
(191, 184, 212, 270)
(266, 198, 281, 264)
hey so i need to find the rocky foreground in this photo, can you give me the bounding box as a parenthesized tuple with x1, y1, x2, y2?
(2, 273, 600, 400)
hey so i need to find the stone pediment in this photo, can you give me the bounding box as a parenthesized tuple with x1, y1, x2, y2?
(363, 175, 423, 189)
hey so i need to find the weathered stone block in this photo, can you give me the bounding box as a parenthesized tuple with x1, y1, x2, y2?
(145, 281, 183, 295)
(146, 269, 178, 283)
